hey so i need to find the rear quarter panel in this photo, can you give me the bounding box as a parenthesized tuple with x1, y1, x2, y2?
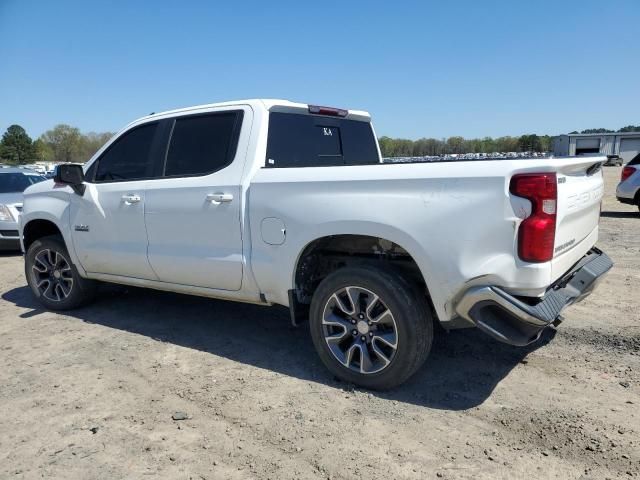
(248, 160, 578, 323)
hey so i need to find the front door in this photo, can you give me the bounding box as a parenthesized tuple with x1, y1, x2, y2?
(70, 121, 163, 279)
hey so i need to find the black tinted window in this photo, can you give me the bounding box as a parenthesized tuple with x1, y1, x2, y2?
(629, 153, 640, 166)
(265, 112, 379, 168)
(164, 111, 242, 177)
(0, 173, 45, 193)
(95, 123, 158, 182)
(84, 161, 97, 182)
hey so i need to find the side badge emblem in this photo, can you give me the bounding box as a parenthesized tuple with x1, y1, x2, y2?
(74, 225, 90, 232)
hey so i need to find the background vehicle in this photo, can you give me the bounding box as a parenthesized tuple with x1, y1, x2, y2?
(0, 168, 46, 250)
(18, 164, 47, 175)
(604, 154, 624, 166)
(18, 99, 612, 389)
(616, 153, 640, 212)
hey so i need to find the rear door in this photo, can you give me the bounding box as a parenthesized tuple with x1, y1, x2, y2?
(144, 107, 250, 291)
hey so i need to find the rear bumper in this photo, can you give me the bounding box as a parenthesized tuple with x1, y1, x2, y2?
(616, 195, 636, 205)
(455, 248, 613, 346)
(616, 179, 638, 202)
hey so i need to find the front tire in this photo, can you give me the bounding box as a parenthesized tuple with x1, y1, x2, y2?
(309, 265, 433, 390)
(25, 235, 96, 310)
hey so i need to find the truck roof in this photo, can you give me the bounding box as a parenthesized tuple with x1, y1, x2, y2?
(136, 99, 371, 127)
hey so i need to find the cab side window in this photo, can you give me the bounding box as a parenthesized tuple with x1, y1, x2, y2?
(94, 123, 159, 182)
(164, 111, 243, 177)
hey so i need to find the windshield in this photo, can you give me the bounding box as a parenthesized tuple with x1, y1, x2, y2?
(0, 173, 46, 193)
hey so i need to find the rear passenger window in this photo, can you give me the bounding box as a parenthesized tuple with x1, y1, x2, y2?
(164, 111, 243, 177)
(265, 112, 379, 168)
(94, 123, 159, 182)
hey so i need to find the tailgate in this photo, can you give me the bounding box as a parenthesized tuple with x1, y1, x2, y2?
(553, 158, 604, 270)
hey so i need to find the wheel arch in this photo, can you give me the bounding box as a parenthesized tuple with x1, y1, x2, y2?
(21, 215, 86, 276)
(22, 219, 64, 252)
(291, 233, 437, 319)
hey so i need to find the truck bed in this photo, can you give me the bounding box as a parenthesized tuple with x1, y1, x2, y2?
(248, 155, 605, 324)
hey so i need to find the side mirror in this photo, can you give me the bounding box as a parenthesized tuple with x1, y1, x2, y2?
(54, 164, 85, 195)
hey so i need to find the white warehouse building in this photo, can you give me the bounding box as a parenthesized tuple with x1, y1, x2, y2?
(553, 132, 640, 162)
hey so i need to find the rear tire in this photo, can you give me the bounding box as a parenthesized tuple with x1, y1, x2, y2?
(25, 235, 96, 310)
(309, 265, 433, 390)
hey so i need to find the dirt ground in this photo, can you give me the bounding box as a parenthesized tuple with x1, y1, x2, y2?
(0, 167, 638, 480)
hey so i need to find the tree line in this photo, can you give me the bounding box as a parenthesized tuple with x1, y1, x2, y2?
(569, 126, 640, 134)
(377, 124, 639, 157)
(0, 124, 115, 165)
(1, 123, 639, 165)
(378, 134, 554, 158)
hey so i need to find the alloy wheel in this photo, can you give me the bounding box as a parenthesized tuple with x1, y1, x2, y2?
(31, 249, 74, 302)
(322, 286, 398, 374)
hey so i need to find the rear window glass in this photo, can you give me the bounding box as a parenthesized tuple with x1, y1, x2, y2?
(265, 112, 379, 168)
(628, 153, 640, 166)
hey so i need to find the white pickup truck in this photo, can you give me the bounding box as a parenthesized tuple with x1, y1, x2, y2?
(19, 99, 612, 389)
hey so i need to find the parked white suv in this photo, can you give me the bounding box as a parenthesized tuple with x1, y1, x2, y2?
(616, 153, 640, 213)
(19, 99, 612, 389)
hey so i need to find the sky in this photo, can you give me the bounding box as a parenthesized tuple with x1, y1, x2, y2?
(0, 0, 638, 140)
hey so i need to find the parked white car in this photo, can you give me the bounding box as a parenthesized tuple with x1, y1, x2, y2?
(616, 153, 640, 212)
(0, 168, 46, 250)
(19, 99, 612, 389)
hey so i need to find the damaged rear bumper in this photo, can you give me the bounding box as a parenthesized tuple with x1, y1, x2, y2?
(455, 248, 613, 346)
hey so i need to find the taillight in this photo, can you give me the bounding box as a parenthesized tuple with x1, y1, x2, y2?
(510, 173, 557, 263)
(308, 105, 348, 117)
(621, 166, 635, 182)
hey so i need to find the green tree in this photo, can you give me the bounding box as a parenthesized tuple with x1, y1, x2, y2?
(39, 124, 82, 163)
(618, 125, 640, 132)
(377, 136, 394, 157)
(446, 136, 465, 154)
(539, 135, 552, 152)
(478, 137, 495, 153)
(33, 139, 54, 161)
(412, 138, 428, 156)
(0, 124, 37, 165)
(79, 131, 114, 160)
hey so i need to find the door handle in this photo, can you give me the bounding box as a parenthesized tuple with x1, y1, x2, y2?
(122, 194, 141, 205)
(206, 193, 233, 203)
